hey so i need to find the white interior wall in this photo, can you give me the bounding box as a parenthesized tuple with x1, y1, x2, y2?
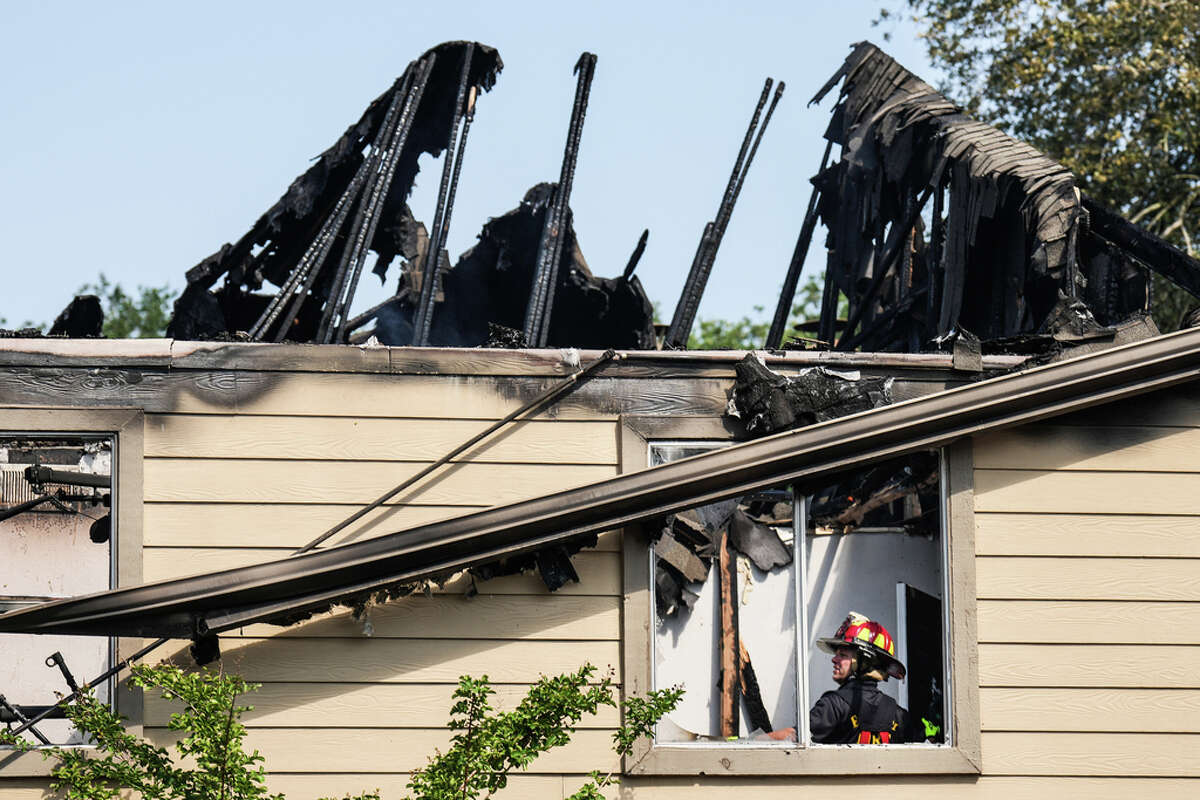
(804, 530, 941, 706)
(654, 540, 797, 739)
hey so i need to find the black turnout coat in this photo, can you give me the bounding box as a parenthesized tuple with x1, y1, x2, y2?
(809, 677, 909, 744)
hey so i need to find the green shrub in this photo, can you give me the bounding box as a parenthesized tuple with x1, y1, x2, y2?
(1, 662, 681, 800)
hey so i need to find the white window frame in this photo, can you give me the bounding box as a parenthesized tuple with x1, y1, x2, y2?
(619, 415, 981, 776)
(0, 407, 143, 776)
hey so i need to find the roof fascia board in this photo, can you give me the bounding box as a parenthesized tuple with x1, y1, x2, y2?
(0, 339, 1025, 376)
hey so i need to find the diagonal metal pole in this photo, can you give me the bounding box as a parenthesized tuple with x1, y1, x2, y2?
(0, 695, 51, 744)
(3, 637, 169, 740)
(293, 348, 620, 554)
(524, 52, 598, 348)
(412, 44, 476, 346)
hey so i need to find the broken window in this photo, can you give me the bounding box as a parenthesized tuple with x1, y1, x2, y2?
(803, 451, 949, 746)
(650, 441, 800, 744)
(0, 436, 114, 746)
(649, 444, 950, 749)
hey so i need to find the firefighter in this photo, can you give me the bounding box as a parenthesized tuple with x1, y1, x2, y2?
(809, 611, 910, 744)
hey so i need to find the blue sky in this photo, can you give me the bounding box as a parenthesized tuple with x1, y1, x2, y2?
(0, 1, 934, 331)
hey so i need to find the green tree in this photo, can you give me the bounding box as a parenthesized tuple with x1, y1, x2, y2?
(881, 0, 1200, 329)
(79, 274, 178, 338)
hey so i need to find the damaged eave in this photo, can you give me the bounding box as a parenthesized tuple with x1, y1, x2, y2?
(4, 327, 1200, 639)
(0, 337, 1029, 375)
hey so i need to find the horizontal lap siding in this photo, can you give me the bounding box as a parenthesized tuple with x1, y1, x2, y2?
(616, 778, 1200, 799)
(972, 399, 1200, 784)
(138, 371, 627, 796)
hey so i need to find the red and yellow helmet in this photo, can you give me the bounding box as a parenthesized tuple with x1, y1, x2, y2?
(816, 611, 906, 680)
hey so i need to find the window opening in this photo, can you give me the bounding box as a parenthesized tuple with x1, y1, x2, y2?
(803, 450, 948, 746)
(650, 441, 799, 744)
(0, 435, 114, 746)
(648, 443, 949, 748)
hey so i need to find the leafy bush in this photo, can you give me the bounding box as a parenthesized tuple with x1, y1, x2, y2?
(410, 665, 682, 800)
(2, 665, 281, 800)
(1, 662, 681, 800)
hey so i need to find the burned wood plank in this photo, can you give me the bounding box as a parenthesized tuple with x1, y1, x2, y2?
(666, 79, 784, 350)
(717, 527, 740, 738)
(739, 640, 773, 733)
(524, 53, 598, 348)
(1083, 195, 1200, 300)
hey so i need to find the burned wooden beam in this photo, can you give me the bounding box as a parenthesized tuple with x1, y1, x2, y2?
(665, 79, 784, 350)
(717, 526, 740, 738)
(767, 139, 833, 350)
(167, 41, 503, 343)
(805, 42, 1162, 353)
(1083, 195, 1200, 300)
(622, 229, 649, 282)
(524, 53, 598, 348)
(411, 45, 478, 346)
(739, 640, 773, 733)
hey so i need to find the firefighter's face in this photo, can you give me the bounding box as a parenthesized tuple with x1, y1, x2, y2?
(832, 646, 856, 683)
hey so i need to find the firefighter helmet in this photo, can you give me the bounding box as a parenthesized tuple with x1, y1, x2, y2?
(816, 611, 906, 680)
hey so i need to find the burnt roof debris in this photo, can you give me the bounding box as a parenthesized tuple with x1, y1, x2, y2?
(160, 44, 656, 350)
(767, 41, 1200, 354)
(651, 493, 794, 619)
(47, 295, 103, 338)
(367, 184, 656, 348)
(9, 41, 1200, 353)
(727, 353, 893, 437)
(167, 41, 503, 343)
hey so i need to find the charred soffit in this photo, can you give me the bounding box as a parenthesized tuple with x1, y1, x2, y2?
(165, 43, 655, 350)
(7, 326, 1200, 643)
(766, 41, 1200, 355)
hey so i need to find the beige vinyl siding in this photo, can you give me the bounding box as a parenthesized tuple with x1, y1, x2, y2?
(5, 351, 1199, 798)
(968, 393, 1200, 791)
(135, 369, 627, 799)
